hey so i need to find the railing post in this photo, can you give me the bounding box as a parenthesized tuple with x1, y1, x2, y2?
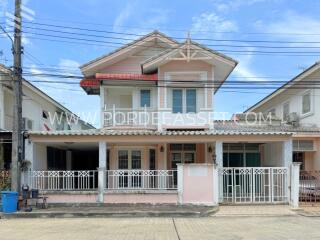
(290, 162, 300, 208)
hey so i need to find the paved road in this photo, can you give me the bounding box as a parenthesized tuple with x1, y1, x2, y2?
(0, 216, 320, 240)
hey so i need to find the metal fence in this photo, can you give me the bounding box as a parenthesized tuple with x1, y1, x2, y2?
(25, 170, 98, 191)
(219, 167, 288, 204)
(106, 170, 177, 190)
(299, 171, 320, 205)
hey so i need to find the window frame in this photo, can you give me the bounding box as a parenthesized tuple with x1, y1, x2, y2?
(171, 88, 197, 114)
(282, 101, 290, 121)
(301, 90, 313, 116)
(140, 89, 151, 108)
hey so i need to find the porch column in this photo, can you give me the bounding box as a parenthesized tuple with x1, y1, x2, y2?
(290, 162, 300, 208)
(283, 139, 293, 168)
(215, 140, 223, 167)
(98, 141, 107, 203)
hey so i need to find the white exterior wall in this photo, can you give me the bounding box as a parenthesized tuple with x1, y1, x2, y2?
(252, 70, 320, 127)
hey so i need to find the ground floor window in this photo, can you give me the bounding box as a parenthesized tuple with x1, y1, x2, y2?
(118, 149, 142, 169)
(170, 144, 196, 169)
(223, 143, 261, 168)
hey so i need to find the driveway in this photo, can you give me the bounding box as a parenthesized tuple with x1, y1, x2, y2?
(1, 216, 320, 240)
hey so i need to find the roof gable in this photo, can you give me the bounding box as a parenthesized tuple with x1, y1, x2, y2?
(80, 31, 179, 76)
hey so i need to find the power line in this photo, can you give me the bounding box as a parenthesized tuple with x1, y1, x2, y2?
(22, 23, 320, 49)
(19, 31, 320, 56)
(23, 19, 320, 37)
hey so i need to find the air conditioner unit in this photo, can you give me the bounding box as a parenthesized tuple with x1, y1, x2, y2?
(23, 117, 33, 131)
(287, 112, 299, 126)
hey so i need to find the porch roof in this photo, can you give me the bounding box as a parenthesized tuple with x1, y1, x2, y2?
(26, 128, 293, 137)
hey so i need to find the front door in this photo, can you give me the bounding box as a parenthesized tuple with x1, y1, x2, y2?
(170, 144, 196, 185)
(118, 150, 142, 188)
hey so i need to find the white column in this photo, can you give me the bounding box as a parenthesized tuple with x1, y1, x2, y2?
(215, 140, 223, 167)
(290, 162, 300, 208)
(177, 164, 184, 204)
(100, 86, 105, 128)
(283, 139, 293, 168)
(98, 141, 107, 203)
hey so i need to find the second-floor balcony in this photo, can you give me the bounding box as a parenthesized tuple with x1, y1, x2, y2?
(102, 106, 213, 129)
(103, 107, 158, 129)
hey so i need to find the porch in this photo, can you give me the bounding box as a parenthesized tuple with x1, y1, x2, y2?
(23, 129, 295, 205)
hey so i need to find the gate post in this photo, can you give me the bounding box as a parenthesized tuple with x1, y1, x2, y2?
(98, 141, 107, 203)
(290, 162, 300, 208)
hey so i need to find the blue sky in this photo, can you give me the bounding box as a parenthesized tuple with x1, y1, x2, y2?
(1, 0, 320, 126)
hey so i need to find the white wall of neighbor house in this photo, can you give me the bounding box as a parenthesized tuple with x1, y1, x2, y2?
(32, 143, 47, 171)
(251, 71, 320, 127)
(0, 82, 5, 129)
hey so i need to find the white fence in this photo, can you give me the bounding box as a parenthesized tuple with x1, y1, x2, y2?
(106, 170, 177, 190)
(219, 167, 288, 204)
(25, 170, 98, 191)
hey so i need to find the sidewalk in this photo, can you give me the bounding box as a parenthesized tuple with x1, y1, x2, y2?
(214, 205, 297, 217)
(0, 204, 218, 219)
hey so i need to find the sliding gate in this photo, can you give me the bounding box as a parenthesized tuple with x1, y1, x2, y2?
(219, 167, 288, 204)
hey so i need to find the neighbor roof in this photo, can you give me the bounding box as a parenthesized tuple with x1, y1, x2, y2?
(0, 64, 95, 129)
(244, 62, 320, 113)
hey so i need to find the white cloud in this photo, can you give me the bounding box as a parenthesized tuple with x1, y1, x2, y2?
(213, 0, 277, 13)
(113, 2, 135, 31)
(191, 12, 238, 36)
(112, 2, 170, 36)
(262, 11, 320, 46)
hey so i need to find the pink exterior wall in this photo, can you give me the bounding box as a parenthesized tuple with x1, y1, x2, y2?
(104, 193, 178, 204)
(180, 164, 215, 205)
(46, 193, 97, 204)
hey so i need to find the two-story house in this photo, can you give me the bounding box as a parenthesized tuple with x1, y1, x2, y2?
(245, 62, 320, 171)
(0, 64, 93, 170)
(23, 31, 298, 206)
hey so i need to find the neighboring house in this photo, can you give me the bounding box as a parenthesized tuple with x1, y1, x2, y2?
(0, 64, 93, 170)
(245, 62, 320, 171)
(23, 31, 301, 206)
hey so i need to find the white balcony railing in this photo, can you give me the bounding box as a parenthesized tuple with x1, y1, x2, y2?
(103, 107, 157, 128)
(106, 170, 177, 190)
(25, 170, 98, 191)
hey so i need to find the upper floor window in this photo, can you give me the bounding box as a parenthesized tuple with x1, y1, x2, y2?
(172, 89, 183, 113)
(186, 89, 197, 113)
(302, 91, 311, 115)
(140, 90, 151, 107)
(282, 102, 290, 121)
(172, 89, 197, 113)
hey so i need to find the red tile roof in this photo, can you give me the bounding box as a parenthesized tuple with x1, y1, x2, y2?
(95, 73, 158, 81)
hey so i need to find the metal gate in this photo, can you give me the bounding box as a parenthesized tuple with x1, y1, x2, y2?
(299, 171, 320, 205)
(219, 167, 288, 204)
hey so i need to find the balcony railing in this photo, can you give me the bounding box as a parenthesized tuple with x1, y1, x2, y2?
(103, 107, 157, 128)
(106, 170, 177, 190)
(25, 170, 98, 191)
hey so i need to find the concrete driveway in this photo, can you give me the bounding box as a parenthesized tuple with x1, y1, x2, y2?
(0, 216, 320, 240)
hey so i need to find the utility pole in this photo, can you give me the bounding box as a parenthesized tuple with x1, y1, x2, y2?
(11, 0, 23, 192)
